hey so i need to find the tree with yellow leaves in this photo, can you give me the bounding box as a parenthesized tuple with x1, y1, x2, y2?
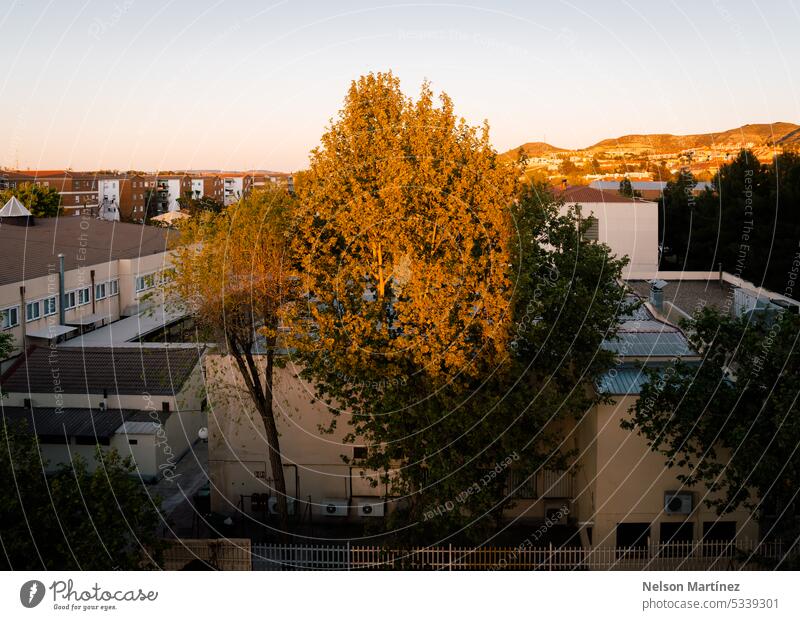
(289, 73, 629, 543)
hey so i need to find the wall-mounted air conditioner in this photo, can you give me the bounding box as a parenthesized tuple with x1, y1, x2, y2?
(320, 498, 348, 517)
(352, 497, 384, 517)
(664, 492, 692, 515)
(267, 497, 296, 515)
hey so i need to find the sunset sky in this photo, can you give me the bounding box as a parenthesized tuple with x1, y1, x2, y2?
(1, 0, 799, 172)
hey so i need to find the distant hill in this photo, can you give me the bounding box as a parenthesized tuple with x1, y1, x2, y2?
(506, 122, 800, 158)
(500, 141, 565, 161)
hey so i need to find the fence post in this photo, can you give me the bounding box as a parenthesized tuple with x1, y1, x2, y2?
(449, 543, 452, 571)
(347, 541, 351, 571)
(548, 542, 553, 571)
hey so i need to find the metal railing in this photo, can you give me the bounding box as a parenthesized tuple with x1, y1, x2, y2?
(248, 538, 795, 571)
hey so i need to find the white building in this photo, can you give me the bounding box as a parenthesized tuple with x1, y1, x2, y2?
(98, 178, 121, 221)
(557, 186, 659, 279)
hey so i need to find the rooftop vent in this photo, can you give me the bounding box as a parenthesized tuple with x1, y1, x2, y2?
(0, 196, 34, 226)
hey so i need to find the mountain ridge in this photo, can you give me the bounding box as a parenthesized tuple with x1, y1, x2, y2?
(504, 122, 800, 159)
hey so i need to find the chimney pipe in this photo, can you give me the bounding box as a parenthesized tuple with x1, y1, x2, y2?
(58, 254, 66, 325)
(561, 178, 568, 191)
(718, 262, 723, 287)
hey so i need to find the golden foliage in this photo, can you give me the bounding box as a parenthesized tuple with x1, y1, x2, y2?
(292, 71, 518, 379)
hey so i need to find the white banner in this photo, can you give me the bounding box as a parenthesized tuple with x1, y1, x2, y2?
(1, 571, 798, 619)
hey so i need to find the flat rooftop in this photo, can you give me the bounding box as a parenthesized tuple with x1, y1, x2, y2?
(627, 279, 736, 318)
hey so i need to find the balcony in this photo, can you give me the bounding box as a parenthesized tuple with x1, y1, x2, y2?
(507, 469, 574, 500)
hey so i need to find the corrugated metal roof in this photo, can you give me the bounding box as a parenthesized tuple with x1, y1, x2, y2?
(596, 367, 651, 395)
(603, 331, 694, 357)
(0, 346, 203, 395)
(1, 406, 142, 439)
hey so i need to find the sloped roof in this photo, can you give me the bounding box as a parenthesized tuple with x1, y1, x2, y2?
(0, 196, 32, 217)
(602, 296, 695, 357)
(0, 346, 203, 395)
(555, 185, 644, 204)
(596, 366, 651, 395)
(1, 406, 141, 439)
(0, 216, 174, 286)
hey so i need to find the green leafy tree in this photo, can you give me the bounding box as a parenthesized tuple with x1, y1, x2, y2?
(177, 193, 224, 215)
(0, 182, 61, 217)
(0, 424, 165, 569)
(622, 307, 800, 542)
(619, 177, 639, 197)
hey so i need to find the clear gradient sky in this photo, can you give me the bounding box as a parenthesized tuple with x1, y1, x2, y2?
(1, 0, 799, 172)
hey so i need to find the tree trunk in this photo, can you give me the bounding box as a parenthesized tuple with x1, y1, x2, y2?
(229, 339, 290, 540)
(260, 349, 290, 537)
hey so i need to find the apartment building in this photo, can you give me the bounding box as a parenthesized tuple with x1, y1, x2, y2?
(97, 173, 149, 221)
(0, 204, 176, 360)
(0, 170, 100, 215)
(189, 174, 224, 203)
(222, 174, 252, 205)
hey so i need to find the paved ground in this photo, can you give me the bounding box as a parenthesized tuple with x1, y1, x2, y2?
(149, 440, 208, 536)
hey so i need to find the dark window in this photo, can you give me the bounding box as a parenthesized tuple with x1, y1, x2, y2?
(129, 439, 138, 445)
(703, 520, 736, 543)
(660, 521, 694, 557)
(586, 527, 593, 545)
(353, 446, 368, 460)
(702, 521, 737, 557)
(616, 523, 650, 557)
(661, 521, 693, 543)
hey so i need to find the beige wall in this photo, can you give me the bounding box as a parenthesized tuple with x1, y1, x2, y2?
(206, 355, 385, 520)
(581, 396, 757, 546)
(206, 354, 759, 544)
(1, 249, 174, 356)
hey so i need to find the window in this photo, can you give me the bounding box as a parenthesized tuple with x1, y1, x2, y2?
(43, 296, 57, 316)
(74, 195, 80, 204)
(353, 447, 368, 460)
(1, 306, 19, 329)
(584, 216, 599, 242)
(135, 273, 157, 292)
(25, 300, 41, 322)
(109, 279, 119, 296)
(77, 287, 91, 305)
(64, 291, 76, 310)
(128, 439, 138, 445)
(95, 282, 107, 300)
(616, 523, 650, 557)
(702, 520, 736, 543)
(660, 522, 694, 557)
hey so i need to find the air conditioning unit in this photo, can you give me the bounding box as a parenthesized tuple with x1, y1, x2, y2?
(352, 497, 384, 517)
(320, 498, 348, 517)
(664, 492, 692, 515)
(267, 497, 296, 515)
(544, 501, 569, 525)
